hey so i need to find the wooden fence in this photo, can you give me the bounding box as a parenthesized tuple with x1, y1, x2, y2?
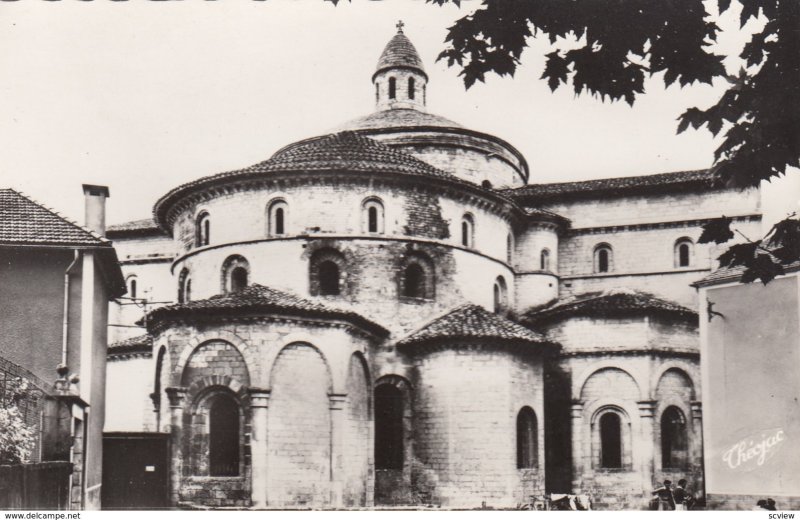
(0, 462, 73, 510)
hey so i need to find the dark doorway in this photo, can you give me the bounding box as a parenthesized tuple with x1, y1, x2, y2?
(375, 385, 404, 470)
(102, 432, 169, 509)
(209, 394, 240, 476)
(600, 413, 622, 468)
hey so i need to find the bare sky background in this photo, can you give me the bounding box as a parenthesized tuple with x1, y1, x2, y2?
(0, 1, 793, 227)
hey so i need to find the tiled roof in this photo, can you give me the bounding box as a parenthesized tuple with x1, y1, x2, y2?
(0, 188, 109, 247)
(336, 109, 463, 132)
(107, 218, 163, 238)
(504, 170, 718, 202)
(375, 30, 425, 77)
(693, 260, 800, 287)
(153, 132, 466, 227)
(145, 284, 388, 336)
(108, 334, 152, 357)
(523, 289, 698, 326)
(397, 304, 554, 348)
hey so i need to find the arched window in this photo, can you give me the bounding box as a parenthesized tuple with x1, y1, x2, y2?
(267, 199, 288, 236)
(127, 275, 138, 299)
(399, 253, 435, 300)
(599, 412, 622, 468)
(517, 407, 538, 469)
(208, 393, 240, 476)
(185, 279, 192, 302)
(388, 77, 396, 99)
(661, 406, 688, 469)
(375, 384, 404, 470)
(310, 249, 346, 297)
(507, 233, 514, 263)
(408, 77, 415, 100)
(178, 268, 190, 303)
(540, 249, 551, 271)
(221, 255, 250, 294)
(674, 238, 693, 268)
(375, 83, 379, 103)
(493, 276, 508, 313)
(319, 261, 340, 296)
(461, 214, 475, 248)
(196, 212, 210, 247)
(362, 198, 385, 234)
(594, 244, 613, 273)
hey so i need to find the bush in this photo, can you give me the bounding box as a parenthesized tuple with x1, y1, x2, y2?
(0, 378, 36, 465)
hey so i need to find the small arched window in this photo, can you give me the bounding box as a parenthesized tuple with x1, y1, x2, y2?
(319, 261, 340, 295)
(388, 77, 396, 99)
(196, 212, 210, 247)
(517, 407, 538, 469)
(127, 275, 138, 299)
(221, 255, 250, 294)
(540, 249, 551, 271)
(661, 406, 688, 469)
(400, 253, 435, 300)
(208, 393, 240, 476)
(461, 214, 475, 248)
(493, 276, 508, 313)
(375, 83, 380, 103)
(362, 198, 385, 234)
(408, 77, 415, 100)
(507, 233, 514, 263)
(267, 199, 288, 236)
(594, 244, 613, 273)
(599, 412, 623, 468)
(675, 238, 693, 268)
(375, 384, 404, 470)
(178, 268, 190, 303)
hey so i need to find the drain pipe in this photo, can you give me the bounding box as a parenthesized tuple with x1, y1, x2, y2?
(62, 250, 81, 366)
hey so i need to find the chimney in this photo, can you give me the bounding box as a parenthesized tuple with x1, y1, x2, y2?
(82, 184, 110, 237)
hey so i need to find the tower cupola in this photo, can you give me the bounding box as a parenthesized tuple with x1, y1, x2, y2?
(373, 22, 428, 111)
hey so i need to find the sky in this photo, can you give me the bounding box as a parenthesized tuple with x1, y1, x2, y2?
(0, 0, 785, 227)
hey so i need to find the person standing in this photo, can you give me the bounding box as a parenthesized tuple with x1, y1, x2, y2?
(652, 480, 676, 511)
(673, 479, 691, 511)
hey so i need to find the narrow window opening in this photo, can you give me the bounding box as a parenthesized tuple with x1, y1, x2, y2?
(178, 269, 190, 304)
(388, 77, 396, 100)
(661, 406, 688, 469)
(185, 279, 192, 302)
(196, 213, 210, 247)
(375, 385, 404, 470)
(404, 263, 425, 298)
(517, 407, 538, 469)
(368, 206, 378, 233)
(595, 246, 611, 273)
(275, 207, 285, 235)
(231, 267, 248, 293)
(129, 278, 137, 299)
(507, 233, 514, 263)
(600, 413, 622, 468)
(408, 77, 415, 100)
(540, 249, 551, 271)
(319, 261, 340, 296)
(209, 394, 240, 476)
(461, 215, 474, 248)
(494, 276, 507, 313)
(375, 83, 379, 103)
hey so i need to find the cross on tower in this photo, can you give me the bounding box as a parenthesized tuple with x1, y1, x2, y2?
(396, 20, 405, 33)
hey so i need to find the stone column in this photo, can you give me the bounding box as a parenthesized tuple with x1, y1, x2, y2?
(690, 401, 705, 498)
(329, 393, 347, 508)
(165, 386, 188, 507)
(570, 401, 585, 492)
(637, 400, 657, 494)
(248, 388, 270, 509)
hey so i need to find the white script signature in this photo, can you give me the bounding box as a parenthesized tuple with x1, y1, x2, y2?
(722, 428, 785, 471)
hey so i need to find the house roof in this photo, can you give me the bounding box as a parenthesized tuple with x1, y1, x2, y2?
(108, 334, 153, 358)
(107, 218, 164, 238)
(693, 260, 800, 287)
(0, 188, 110, 247)
(336, 109, 463, 132)
(523, 289, 698, 327)
(397, 304, 555, 349)
(375, 30, 426, 79)
(145, 284, 388, 336)
(504, 170, 719, 203)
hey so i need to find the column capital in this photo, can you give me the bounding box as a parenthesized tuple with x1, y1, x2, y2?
(329, 393, 347, 410)
(637, 400, 658, 418)
(247, 387, 271, 408)
(690, 400, 702, 418)
(570, 400, 584, 418)
(165, 386, 188, 407)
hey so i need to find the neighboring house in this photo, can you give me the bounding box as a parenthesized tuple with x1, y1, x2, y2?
(0, 186, 125, 509)
(694, 262, 800, 510)
(103, 27, 763, 509)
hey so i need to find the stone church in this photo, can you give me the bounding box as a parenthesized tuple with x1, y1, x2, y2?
(104, 26, 763, 509)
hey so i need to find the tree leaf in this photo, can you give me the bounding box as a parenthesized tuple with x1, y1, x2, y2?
(699, 216, 734, 244)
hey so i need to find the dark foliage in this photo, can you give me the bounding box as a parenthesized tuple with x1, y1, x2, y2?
(428, 0, 800, 284)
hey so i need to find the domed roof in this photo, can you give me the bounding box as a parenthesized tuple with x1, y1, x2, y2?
(335, 108, 463, 132)
(375, 29, 425, 78)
